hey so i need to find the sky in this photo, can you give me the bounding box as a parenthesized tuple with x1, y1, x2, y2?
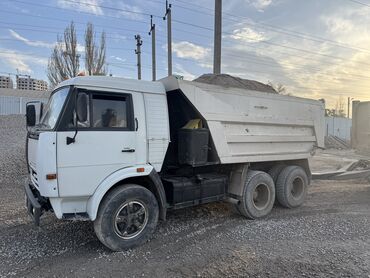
(1, 0, 370, 108)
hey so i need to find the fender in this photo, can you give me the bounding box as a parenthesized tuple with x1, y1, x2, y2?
(148, 168, 167, 221)
(86, 165, 167, 221)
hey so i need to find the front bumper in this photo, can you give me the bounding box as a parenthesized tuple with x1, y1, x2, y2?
(24, 182, 42, 226)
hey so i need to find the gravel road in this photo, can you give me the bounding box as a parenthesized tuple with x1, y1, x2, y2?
(1, 115, 370, 278)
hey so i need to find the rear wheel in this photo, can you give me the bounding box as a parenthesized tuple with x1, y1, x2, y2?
(236, 170, 275, 219)
(268, 164, 285, 184)
(275, 166, 308, 208)
(94, 184, 159, 251)
(268, 164, 286, 205)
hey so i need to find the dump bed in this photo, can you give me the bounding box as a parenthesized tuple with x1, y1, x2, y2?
(161, 77, 325, 164)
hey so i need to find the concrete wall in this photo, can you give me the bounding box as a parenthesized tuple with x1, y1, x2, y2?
(0, 88, 50, 115)
(0, 96, 48, 115)
(325, 116, 352, 141)
(352, 101, 370, 151)
(0, 88, 50, 98)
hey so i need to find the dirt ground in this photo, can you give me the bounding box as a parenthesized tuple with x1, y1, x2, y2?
(1, 118, 370, 277)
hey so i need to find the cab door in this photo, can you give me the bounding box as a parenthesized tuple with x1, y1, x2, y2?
(56, 89, 146, 197)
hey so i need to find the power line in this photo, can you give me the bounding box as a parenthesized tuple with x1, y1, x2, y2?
(0, 25, 132, 42)
(4, 0, 370, 88)
(7, 0, 148, 25)
(10, 0, 364, 57)
(0, 50, 162, 72)
(173, 16, 370, 68)
(1, 24, 369, 81)
(3, 31, 367, 84)
(0, 50, 366, 93)
(222, 52, 370, 81)
(172, 0, 370, 54)
(56, 0, 162, 18)
(2, 18, 369, 79)
(4, 2, 367, 69)
(0, 13, 168, 39)
(8, 0, 370, 64)
(347, 0, 370, 7)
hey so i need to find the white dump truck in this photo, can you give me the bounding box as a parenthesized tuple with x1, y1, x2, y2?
(25, 76, 325, 251)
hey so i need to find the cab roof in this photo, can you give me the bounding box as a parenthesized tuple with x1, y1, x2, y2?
(56, 76, 165, 95)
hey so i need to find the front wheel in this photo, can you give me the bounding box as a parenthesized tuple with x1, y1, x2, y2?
(94, 184, 159, 251)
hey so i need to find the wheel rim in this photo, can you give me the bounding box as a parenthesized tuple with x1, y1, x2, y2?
(291, 177, 304, 200)
(114, 200, 149, 240)
(252, 183, 271, 210)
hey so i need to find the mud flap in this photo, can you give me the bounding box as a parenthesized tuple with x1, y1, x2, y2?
(24, 182, 42, 226)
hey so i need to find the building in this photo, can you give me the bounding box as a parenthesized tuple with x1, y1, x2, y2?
(0, 76, 14, 89)
(16, 76, 48, 91)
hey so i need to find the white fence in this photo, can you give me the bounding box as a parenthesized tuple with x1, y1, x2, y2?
(325, 116, 352, 141)
(0, 96, 48, 115)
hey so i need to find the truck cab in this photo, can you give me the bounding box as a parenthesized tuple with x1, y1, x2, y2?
(25, 76, 322, 251)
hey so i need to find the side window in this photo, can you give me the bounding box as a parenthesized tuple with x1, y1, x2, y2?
(77, 93, 90, 128)
(91, 94, 132, 129)
(65, 92, 90, 129)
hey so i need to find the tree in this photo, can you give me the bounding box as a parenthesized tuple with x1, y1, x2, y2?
(85, 23, 106, 76)
(334, 97, 346, 118)
(47, 22, 79, 87)
(47, 22, 107, 88)
(325, 97, 347, 117)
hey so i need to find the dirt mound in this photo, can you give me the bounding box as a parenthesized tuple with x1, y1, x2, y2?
(193, 73, 277, 94)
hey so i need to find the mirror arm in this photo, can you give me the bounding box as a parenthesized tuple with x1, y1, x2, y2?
(66, 90, 79, 145)
(66, 130, 78, 145)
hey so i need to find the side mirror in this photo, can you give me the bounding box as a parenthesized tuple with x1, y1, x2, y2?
(67, 92, 88, 145)
(26, 105, 36, 127)
(76, 93, 88, 122)
(39, 102, 44, 121)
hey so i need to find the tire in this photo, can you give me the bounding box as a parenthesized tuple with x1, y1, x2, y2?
(276, 166, 308, 208)
(94, 184, 159, 251)
(236, 170, 275, 219)
(268, 164, 286, 205)
(268, 164, 285, 184)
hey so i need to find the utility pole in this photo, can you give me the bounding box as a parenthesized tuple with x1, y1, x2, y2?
(347, 97, 354, 118)
(348, 97, 350, 119)
(213, 0, 222, 74)
(149, 15, 156, 81)
(135, 34, 142, 80)
(163, 0, 172, 76)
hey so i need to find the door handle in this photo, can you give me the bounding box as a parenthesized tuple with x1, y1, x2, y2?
(122, 148, 135, 153)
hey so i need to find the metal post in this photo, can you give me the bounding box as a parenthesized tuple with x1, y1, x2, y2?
(149, 15, 156, 81)
(19, 97, 22, 114)
(164, 1, 172, 76)
(135, 34, 142, 80)
(76, 54, 81, 76)
(348, 97, 350, 119)
(213, 0, 222, 74)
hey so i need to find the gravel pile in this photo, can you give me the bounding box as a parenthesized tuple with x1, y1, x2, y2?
(194, 73, 277, 94)
(0, 115, 27, 180)
(0, 115, 28, 229)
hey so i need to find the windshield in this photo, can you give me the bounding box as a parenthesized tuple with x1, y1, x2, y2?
(39, 86, 69, 129)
